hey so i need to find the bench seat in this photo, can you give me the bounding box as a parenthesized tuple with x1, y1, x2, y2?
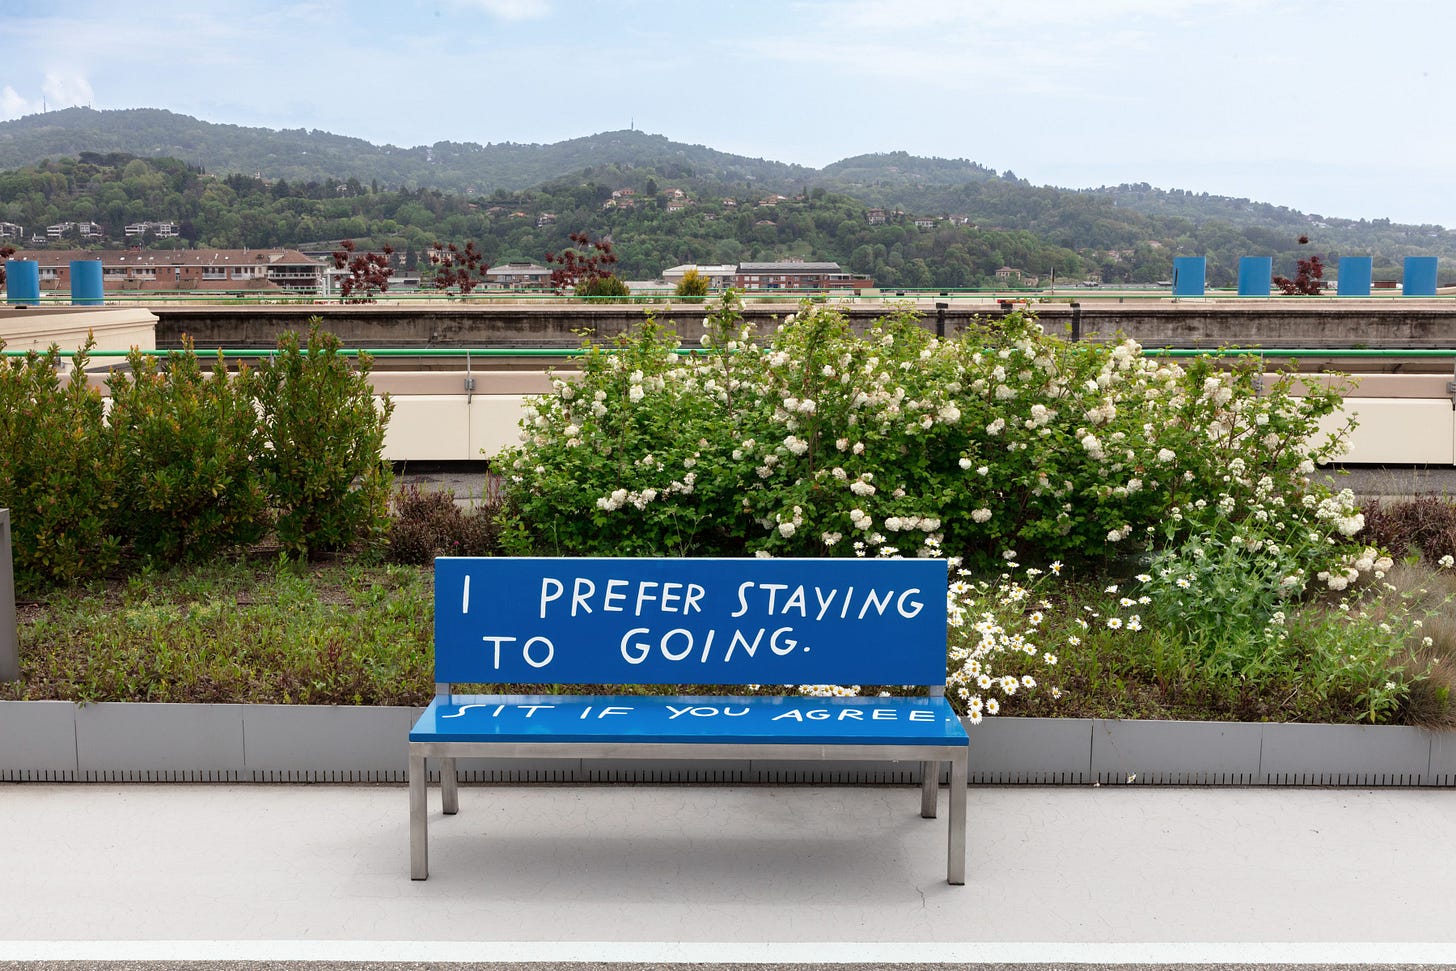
(411, 693, 968, 746)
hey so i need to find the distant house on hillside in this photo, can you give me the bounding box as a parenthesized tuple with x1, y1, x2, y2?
(124, 221, 180, 239)
(662, 264, 737, 288)
(484, 261, 552, 288)
(46, 221, 103, 241)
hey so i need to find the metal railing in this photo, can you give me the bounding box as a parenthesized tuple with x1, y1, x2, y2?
(8, 287, 1456, 307)
(5, 346, 1456, 363)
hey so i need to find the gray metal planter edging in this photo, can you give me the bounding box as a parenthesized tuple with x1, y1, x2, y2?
(1092, 718, 1264, 785)
(1258, 722, 1432, 786)
(967, 716, 1094, 784)
(75, 702, 247, 782)
(1430, 731, 1456, 786)
(243, 704, 417, 782)
(0, 700, 79, 781)
(0, 702, 1451, 786)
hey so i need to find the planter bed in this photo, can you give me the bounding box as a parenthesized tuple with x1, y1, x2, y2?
(2, 701, 1452, 786)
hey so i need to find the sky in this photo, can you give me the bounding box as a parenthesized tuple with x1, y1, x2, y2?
(2, 0, 1454, 226)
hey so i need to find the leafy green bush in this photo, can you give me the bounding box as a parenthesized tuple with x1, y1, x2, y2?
(576, 274, 631, 299)
(106, 341, 268, 564)
(499, 292, 1357, 580)
(386, 484, 499, 565)
(253, 322, 394, 556)
(0, 338, 120, 586)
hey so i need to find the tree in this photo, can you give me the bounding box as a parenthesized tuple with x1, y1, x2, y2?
(429, 240, 490, 294)
(330, 239, 394, 302)
(1273, 235, 1325, 295)
(545, 231, 621, 294)
(674, 267, 710, 301)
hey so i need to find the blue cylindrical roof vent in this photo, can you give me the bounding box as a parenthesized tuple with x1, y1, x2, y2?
(70, 259, 104, 306)
(4, 260, 40, 305)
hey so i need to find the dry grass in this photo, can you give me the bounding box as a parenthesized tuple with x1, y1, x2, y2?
(1375, 563, 1456, 730)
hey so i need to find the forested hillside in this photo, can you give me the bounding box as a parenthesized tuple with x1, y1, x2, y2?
(0, 108, 811, 196)
(2, 108, 1453, 287)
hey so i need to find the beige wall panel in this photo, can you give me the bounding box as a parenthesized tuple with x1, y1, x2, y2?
(469, 395, 530, 460)
(1320, 399, 1454, 465)
(382, 395, 470, 462)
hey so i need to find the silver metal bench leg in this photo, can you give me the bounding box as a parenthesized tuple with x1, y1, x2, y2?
(409, 751, 428, 880)
(920, 760, 937, 818)
(947, 751, 967, 885)
(442, 757, 459, 815)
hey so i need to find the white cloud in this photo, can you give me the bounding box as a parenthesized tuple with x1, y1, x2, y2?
(0, 72, 93, 121)
(0, 86, 38, 120)
(42, 72, 95, 110)
(453, 0, 551, 20)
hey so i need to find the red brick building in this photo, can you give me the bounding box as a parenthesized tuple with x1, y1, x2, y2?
(733, 261, 873, 291)
(9, 248, 326, 293)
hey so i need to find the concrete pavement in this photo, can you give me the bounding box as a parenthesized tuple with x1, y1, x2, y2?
(1, 781, 1455, 965)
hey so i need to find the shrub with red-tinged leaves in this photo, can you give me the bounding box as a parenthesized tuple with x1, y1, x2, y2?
(545, 231, 620, 294)
(1361, 496, 1456, 565)
(331, 239, 394, 302)
(1274, 236, 1325, 295)
(428, 240, 490, 294)
(386, 484, 500, 565)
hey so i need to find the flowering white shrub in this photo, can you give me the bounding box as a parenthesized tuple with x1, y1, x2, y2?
(498, 293, 1358, 582)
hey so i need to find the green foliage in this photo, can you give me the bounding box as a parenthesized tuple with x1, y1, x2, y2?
(105, 340, 268, 564)
(253, 322, 394, 556)
(575, 274, 631, 299)
(500, 295, 1360, 577)
(2, 558, 435, 706)
(0, 337, 120, 586)
(674, 268, 710, 301)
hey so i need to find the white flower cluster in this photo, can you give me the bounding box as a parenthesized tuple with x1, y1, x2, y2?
(1316, 547, 1394, 591)
(945, 566, 1064, 725)
(1307, 489, 1366, 538)
(797, 684, 861, 697)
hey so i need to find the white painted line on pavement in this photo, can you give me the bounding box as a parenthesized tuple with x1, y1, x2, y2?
(2, 940, 1456, 964)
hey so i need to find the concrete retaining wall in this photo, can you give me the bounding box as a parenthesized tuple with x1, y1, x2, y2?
(147, 300, 1456, 353)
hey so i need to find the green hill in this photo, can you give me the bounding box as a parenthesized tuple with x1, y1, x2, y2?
(2, 108, 1452, 287)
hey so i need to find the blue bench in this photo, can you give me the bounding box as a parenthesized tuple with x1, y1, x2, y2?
(408, 556, 970, 884)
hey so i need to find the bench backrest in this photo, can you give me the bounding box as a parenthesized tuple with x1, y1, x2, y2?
(433, 557, 949, 688)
